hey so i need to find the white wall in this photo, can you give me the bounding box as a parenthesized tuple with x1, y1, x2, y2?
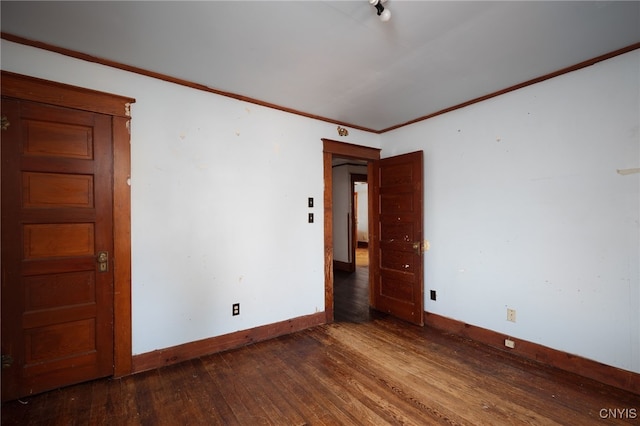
(355, 182, 369, 242)
(382, 50, 640, 374)
(1, 40, 381, 354)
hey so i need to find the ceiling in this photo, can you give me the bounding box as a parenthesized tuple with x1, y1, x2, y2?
(2, 1, 639, 132)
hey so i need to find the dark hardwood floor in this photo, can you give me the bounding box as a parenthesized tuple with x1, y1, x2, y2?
(3, 252, 639, 425)
(334, 251, 372, 323)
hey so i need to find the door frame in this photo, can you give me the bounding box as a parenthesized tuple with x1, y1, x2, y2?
(1, 71, 135, 377)
(322, 139, 380, 323)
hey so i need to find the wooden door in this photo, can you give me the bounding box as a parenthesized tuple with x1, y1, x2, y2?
(371, 151, 424, 325)
(1, 98, 115, 400)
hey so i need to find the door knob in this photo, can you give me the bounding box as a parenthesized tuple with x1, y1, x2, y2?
(97, 251, 109, 272)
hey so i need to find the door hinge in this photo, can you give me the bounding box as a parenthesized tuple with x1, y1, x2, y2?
(2, 353, 14, 368)
(412, 241, 423, 256)
(1, 116, 10, 131)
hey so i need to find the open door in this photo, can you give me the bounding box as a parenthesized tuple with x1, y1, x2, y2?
(371, 151, 424, 326)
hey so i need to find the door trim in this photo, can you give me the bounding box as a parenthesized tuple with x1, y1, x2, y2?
(1, 71, 135, 377)
(322, 139, 380, 323)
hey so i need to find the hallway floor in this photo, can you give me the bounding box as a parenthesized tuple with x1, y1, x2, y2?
(334, 248, 371, 323)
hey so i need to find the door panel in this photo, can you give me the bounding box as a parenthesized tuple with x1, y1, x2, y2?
(23, 172, 94, 208)
(371, 151, 424, 325)
(23, 120, 94, 159)
(1, 98, 114, 400)
(24, 223, 95, 258)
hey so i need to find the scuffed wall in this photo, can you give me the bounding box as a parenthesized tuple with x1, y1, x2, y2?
(382, 50, 640, 373)
(1, 40, 381, 354)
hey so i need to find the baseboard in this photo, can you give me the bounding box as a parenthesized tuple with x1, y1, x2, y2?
(357, 241, 369, 248)
(131, 309, 639, 395)
(333, 260, 352, 272)
(132, 311, 326, 373)
(424, 311, 639, 395)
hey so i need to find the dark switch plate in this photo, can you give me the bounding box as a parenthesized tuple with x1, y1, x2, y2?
(308, 197, 314, 208)
(308, 213, 314, 223)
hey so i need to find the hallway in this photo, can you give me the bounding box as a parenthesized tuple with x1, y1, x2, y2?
(334, 248, 371, 323)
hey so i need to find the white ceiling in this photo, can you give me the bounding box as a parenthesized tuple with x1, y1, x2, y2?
(2, 1, 639, 132)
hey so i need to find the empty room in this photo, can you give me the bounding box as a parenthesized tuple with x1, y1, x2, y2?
(1, 1, 639, 424)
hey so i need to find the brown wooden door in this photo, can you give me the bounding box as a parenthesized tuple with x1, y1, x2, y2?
(371, 151, 424, 325)
(1, 98, 114, 400)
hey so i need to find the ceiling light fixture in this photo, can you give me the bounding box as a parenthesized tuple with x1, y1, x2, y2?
(369, 0, 391, 22)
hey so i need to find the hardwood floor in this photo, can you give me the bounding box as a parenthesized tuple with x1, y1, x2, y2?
(3, 258, 639, 425)
(334, 255, 371, 323)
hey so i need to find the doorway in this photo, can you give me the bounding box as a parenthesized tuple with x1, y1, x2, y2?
(322, 139, 380, 323)
(334, 171, 370, 322)
(352, 175, 369, 269)
(323, 139, 425, 326)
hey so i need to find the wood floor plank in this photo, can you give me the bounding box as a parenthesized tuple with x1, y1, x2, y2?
(220, 344, 306, 425)
(56, 380, 94, 425)
(1, 394, 38, 425)
(118, 374, 143, 425)
(200, 353, 249, 425)
(278, 331, 391, 425)
(369, 317, 639, 424)
(258, 334, 356, 425)
(88, 377, 115, 424)
(218, 347, 285, 425)
(326, 320, 587, 425)
(309, 323, 468, 425)
(156, 359, 218, 425)
(239, 340, 310, 425)
(302, 326, 455, 424)
(191, 357, 240, 424)
(131, 369, 166, 425)
(242, 336, 328, 425)
(2, 319, 638, 426)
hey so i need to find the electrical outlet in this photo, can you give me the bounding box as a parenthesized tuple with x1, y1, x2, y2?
(430, 290, 437, 301)
(507, 308, 516, 322)
(232, 303, 240, 316)
(505, 338, 515, 349)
